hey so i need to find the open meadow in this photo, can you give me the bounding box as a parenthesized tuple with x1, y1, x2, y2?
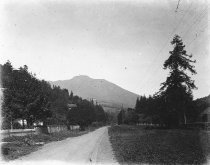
(109, 125, 210, 164)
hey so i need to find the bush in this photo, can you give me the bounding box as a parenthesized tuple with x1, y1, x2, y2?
(13, 122, 22, 129)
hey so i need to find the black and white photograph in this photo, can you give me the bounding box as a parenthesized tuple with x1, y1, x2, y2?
(0, 0, 210, 164)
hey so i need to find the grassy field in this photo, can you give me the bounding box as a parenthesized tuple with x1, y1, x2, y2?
(109, 125, 210, 165)
(1, 126, 97, 160)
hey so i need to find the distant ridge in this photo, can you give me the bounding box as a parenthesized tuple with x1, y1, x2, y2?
(50, 75, 139, 109)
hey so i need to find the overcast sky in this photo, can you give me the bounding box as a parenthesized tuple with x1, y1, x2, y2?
(0, 0, 209, 99)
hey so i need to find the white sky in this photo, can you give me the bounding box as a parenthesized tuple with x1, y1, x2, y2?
(0, 0, 209, 99)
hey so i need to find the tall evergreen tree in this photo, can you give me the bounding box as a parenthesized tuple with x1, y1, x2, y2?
(159, 35, 197, 127)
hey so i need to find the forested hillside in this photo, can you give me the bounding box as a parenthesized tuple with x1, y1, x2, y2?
(194, 95, 210, 112)
(1, 61, 107, 130)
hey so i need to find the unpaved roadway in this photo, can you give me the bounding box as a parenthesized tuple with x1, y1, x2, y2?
(14, 126, 118, 164)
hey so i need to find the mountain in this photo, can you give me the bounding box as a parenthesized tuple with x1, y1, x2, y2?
(50, 75, 139, 110)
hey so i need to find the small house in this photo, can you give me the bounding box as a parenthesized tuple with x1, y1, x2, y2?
(13, 118, 27, 128)
(67, 104, 77, 110)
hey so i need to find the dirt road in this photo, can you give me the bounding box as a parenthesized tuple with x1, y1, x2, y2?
(13, 126, 118, 164)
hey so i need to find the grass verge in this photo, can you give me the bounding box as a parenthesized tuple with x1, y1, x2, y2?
(1, 126, 97, 161)
(108, 125, 210, 165)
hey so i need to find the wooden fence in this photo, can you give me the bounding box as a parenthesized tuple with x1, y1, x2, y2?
(47, 125, 67, 133)
(183, 122, 210, 130)
(1, 129, 35, 137)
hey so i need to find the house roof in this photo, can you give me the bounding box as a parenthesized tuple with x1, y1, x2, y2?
(202, 107, 210, 115)
(13, 118, 22, 122)
(67, 104, 77, 108)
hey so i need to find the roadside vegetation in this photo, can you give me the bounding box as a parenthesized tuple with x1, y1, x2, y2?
(109, 125, 210, 164)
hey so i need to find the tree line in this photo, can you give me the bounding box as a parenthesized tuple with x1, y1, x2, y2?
(118, 35, 203, 128)
(1, 62, 107, 130)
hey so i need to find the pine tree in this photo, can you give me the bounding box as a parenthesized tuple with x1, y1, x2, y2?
(69, 91, 73, 100)
(159, 35, 197, 127)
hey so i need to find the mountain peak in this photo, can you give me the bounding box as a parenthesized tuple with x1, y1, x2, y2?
(72, 75, 91, 79)
(51, 75, 139, 109)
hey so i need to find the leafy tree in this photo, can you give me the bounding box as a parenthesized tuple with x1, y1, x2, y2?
(117, 109, 125, 125)
(124, 108, 138, 125)
(106, 111, 118, 124)
(77, 99, 96, 128)
(2, 62, 53, 128)
(94, 104, 107, 123)
(159, 35, 197, 127)
(49, 86, 69, 127)
(1, 61, 16, 129)
(135, 95, 162, 124)
(66, 92, 107, 130)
